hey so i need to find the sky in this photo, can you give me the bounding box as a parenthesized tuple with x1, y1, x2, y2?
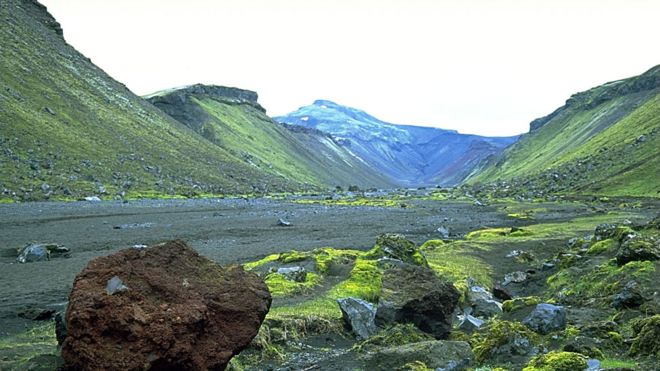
(40, 0, 660, 137)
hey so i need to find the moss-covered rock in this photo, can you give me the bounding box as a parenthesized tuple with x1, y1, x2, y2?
(615, 236, 660, 266)
(503, 296, 542, 313)
(353, 324, 434, 352)
(368, 234, 428, 266)
(586, 239, 618, 255)
(264, 271, 322, 297)
(522, 351, 588, 371)
(629, 315, 660, 357)
(470, 319, 541, 363)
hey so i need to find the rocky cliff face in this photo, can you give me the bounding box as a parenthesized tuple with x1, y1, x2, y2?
(275, 101, 517, 187)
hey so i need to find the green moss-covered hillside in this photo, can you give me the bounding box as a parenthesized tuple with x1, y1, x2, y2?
(0, 1, 391, 202)
(468, 65, 660, 198)
(146, 85, 393, 190)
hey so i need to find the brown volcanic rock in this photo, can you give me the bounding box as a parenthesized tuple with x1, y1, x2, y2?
(61, 240, 271, 370)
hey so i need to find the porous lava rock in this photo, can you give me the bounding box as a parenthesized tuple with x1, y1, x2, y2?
(61, 240, 271, 370)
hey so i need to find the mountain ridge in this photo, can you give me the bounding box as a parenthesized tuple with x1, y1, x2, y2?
(275, 100, 518, 187)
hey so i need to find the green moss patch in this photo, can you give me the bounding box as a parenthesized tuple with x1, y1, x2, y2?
(547, 259, 655, 303)
(587, 239, 617, 255)
(353, 324, 434, 352)
(522, 351, 588, 371)
(470, 319, 541, 363)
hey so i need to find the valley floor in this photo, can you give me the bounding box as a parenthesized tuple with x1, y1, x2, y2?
(0, 193, 658, 369)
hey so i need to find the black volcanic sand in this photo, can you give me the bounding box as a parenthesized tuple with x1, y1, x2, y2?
(0, 196, 651, 336)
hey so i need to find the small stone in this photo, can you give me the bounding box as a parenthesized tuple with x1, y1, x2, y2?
(612, 281, 644, 309)
(277, 218, 292, 227)
(18, 308, 56, 321)
(503, 271, 528, 286)
(106, 276, 129, 295)
(437, 226, 450, 238)
(541, 262, 556, 271)
(276, 266, 306, 282)
(16, 244, 50, 263)
(492, 283, 513, 301)
(44, 107, 55, 115)
(586, 358, 601, 371)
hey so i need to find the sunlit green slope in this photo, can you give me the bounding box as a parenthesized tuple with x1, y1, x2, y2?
(147, 85, 393, 190)
(469, 65, 660, 198)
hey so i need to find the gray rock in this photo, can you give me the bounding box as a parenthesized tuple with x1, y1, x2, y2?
(503, 271, 528, 285)
(612, 281, 644, 309)
(467, 285, 502, 318)
(359, 340, 474, 370)
(437, 226, 450, 238)
(337, 297, 378, 340)
(523, 303, 567, 334)
(587, 358, 601, 371)
(84, 196, 101, 202)
(106, 276, 129, 295)
(17, 244, 50, 263)
(277, 218, 292, 227)
(457, 309, 484, 333)
(276, 266, 306, 282)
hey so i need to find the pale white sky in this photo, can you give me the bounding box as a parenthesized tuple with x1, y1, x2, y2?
(41, 0, 660, 136)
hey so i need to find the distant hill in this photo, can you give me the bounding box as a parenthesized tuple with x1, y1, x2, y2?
(467, 65, 660, 198)
(146, 85, 393, 190)
(0, 0, 389, 202)
(275, 100, 517, 186)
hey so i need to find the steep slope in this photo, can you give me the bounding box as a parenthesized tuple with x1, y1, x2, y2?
(468, 65, 660, 198)
(0, 0, 388, 202)
(146, 86, 394, 189)
(275, 100, 517, 187)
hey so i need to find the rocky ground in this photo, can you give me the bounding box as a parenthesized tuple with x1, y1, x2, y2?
(0, 191, 658, 370)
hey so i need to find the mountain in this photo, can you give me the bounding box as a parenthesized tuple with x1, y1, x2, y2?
(467, 65, 660, 198)
(146, 85, 393, 189)
(274, 100, 518, 187)
(0, 0, 389, 202)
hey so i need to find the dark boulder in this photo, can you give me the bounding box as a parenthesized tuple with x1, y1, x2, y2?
(613, 281, 644, 309)
(375, 264, 459, 339)
(615, 236, 660, 265)
(492, 283, 513, 301)
(62, 240, 271, 370)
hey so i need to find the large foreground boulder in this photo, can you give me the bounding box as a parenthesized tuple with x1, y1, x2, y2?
(62, 240, 271, 370)
(375, 264, 459, 339)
